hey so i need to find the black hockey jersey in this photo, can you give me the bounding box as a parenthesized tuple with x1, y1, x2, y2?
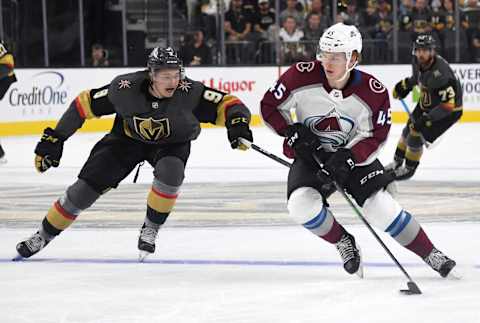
(407, 55, 462, 114)
(70, 70, 251, 144)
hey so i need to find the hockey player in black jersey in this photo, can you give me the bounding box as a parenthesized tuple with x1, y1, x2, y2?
(14, 47, 253, 261)
(387, 34, 463, 180)
(0, 41, 17, 164)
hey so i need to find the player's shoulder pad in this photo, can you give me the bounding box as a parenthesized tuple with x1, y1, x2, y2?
(176, 77, 204, 96)
(354, 70, 389, 107)
(280, 60, 322, 88)
(358, 70, 388, 96)
(108, 70, 148, 104)
(426, 55, 453, 89)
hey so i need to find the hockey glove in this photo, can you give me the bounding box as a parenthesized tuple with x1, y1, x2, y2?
(392, 78, 412, 99)
(410, 113, 432, 134)
(34, 127, 65, 173)
(226, 115, 253, 150)
(318, 148, 355, 187)
(285, 123, 323, 164)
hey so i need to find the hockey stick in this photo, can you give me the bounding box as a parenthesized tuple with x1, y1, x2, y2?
(239, 138, 422, 295)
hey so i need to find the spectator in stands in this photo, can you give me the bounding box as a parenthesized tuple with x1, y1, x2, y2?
(399, 0, 414, 15)
(279, 15, 306, 64)
(443, 0, 464, 31)
(302, 13, 326, 59)
(253, 0, 276, 63)
(471, 21, 480, 61)
(280, 0, 305, 28)
(462, 0, 480, 61)
(411, 0, 433, 37)
(225, 0, 252, 42)
(307, 0, 331, 24)
(343, 1, 365, 28)
(89, 43, 109, 67)
(374, 0, 393, 61)
(399, 0, 415, 31)
(224, 0, 254, 63)
(431, 0, 446, 33)
(363, 0, 380, 38)
(180, 30, 212, 66)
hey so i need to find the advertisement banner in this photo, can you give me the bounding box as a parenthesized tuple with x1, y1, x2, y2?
(0, 64, 479, 135)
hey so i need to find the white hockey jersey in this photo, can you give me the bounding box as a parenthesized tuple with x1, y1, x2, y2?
(260, 60, 391, 166)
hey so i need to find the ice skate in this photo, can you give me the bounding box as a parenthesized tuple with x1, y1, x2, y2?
(385, 159, 403, 172)
(391, 165, 417, 181)
(335, 232, 363, 278)
(13, 232, 50, 260)
(424, 248, 460, 279)
(138, 224, 159, 262)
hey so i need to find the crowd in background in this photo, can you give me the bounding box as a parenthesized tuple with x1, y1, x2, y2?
(4, 0, 480, 67)
(178, 0, 480, 65)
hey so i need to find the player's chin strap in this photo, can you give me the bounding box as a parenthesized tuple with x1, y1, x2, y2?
(239, 138, 422, 295)
(337, 54, 358, 83)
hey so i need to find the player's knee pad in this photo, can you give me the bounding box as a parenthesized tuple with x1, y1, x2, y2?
(63, 179, 101, 215)
(287, 187, 326, 225)
(153, 156, 185, 187)
(362, 189, 403, 231)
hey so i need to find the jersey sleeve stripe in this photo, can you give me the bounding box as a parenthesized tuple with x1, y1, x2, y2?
(74, 90, 95, 119)
(0, 53, 14, 71)
(215, 95, 242, 126)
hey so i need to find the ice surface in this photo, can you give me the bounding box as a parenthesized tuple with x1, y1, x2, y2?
(0, 124, 479, 323)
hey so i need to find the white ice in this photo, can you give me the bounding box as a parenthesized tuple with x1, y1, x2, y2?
(0, 124, 479, 323)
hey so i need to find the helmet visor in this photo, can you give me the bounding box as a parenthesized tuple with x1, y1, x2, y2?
(316, 49, 348, 65)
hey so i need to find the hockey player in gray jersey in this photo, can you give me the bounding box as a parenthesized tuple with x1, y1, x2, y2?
(387, 34, 463, 180)
(14, 47, 253, 261)
(261, 23, 457, 278)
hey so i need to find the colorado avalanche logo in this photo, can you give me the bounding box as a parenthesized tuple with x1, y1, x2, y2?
(304, 109, 355, 150)
(369, 78, 386, 94)
(295, 61, 315, 73)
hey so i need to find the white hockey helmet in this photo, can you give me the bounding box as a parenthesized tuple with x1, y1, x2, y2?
(317, 23, 362, 63)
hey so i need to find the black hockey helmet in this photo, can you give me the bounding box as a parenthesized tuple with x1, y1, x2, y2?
(147, 46, 184, 78)
(413, 34, 436, 51)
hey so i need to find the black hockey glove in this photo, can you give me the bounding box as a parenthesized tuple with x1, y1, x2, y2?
(392, 78, 412, 99)
(410, 113, 432, 134)
(318, 148, 355, 187)
(285, 123, 323, 164)
(226, 115, 253, 150)
(34, 127, 65, 173)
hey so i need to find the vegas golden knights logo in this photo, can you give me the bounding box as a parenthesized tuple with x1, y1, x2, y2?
(133, 116, 170, 141)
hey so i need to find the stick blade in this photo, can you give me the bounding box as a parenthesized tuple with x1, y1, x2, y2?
(400, 282, 422, 295)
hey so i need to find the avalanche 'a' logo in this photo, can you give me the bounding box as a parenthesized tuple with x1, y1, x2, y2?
(304, 109, 355, 149)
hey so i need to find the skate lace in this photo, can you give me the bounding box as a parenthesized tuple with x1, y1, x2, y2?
(336, 235, 356, 263)
(425, 249, 448, 271)
(25, 233, 46, 252)
(140, 226, 159, 245)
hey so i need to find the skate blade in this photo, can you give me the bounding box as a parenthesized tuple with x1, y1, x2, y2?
(138, 251, 151, 262)
(446, 268, 462, 280)
(12, 253, 26, 261)
(356, 246, 364, 279)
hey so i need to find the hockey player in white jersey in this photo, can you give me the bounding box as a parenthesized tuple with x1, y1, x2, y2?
(260, 23, 456, 278)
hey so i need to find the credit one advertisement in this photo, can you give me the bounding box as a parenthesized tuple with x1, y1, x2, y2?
(1, 64, 479, 123)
